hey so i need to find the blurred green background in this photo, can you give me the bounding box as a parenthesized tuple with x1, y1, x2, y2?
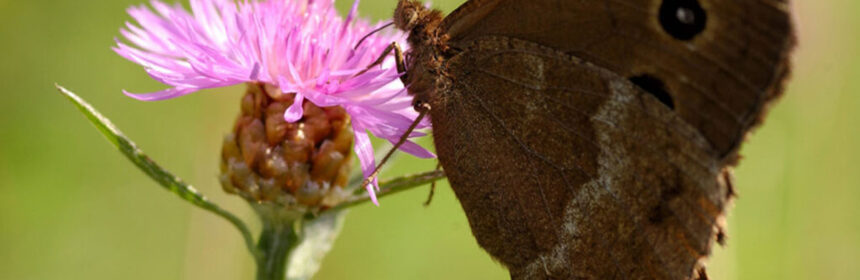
(0, 0, 857, 279)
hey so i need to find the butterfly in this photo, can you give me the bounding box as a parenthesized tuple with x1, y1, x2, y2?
(366, 0, 794, 278)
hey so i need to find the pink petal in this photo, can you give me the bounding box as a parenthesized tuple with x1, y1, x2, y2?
(283, 93, 304, 122)
(390, 140, 436, 159)
(123, 88, 197, 101)
(353, 124, 380, 205)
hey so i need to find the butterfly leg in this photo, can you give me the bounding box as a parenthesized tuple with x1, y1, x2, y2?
(359, 102, 431, 191)
(354, 42, 407, 79)
(423, 162, 442, 207)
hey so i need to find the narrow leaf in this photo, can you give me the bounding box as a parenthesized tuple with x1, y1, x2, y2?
(329, 169, 446, 213)
(55, 84, 259, 259)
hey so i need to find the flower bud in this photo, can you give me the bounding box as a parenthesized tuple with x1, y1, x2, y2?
(221, 83, 354, 211)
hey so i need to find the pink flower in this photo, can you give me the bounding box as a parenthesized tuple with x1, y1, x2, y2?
(114, 0, 433, 205)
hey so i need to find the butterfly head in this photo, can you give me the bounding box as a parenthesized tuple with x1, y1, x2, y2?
(394, 0, 443, 35)
(393, 0, 424, 31)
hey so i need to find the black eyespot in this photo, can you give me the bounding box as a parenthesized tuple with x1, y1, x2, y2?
(658, 0, 707, 40)
(629, 74, 675, 110)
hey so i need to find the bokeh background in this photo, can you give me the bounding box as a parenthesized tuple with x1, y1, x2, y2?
(1, 0, 857, 279)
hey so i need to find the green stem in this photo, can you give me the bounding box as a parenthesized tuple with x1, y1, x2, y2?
(256, 220, 300, 280)
(253, 204, 303, 280)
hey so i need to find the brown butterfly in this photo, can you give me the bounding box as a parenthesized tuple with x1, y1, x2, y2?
(365, 0, 793, 278)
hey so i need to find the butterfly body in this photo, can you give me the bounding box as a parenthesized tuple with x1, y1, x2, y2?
(393, 0, 793, 279)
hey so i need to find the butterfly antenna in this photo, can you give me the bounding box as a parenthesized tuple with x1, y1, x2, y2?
(360, 102, 431, 190)
(354, 22, 395, 50)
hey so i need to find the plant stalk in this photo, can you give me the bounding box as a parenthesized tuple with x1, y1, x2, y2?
(254, 204, 303, 280)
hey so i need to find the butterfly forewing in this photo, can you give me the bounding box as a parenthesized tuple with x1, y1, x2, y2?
(441, 0, 793, 158)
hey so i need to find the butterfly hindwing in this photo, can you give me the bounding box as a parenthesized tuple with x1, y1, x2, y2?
(432, 37, 729, 279)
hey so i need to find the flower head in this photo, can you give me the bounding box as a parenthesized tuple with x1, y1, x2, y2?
(115, 0, 433, 205)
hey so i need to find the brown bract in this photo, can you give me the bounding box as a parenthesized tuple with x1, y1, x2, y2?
(220, 83, 354, 209)
(394, 0, 794, 279)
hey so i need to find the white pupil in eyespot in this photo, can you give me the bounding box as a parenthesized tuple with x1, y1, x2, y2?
(676, 7, 695, 24)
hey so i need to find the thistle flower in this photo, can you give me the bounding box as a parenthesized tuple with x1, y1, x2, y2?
(114, 0, 433, 205)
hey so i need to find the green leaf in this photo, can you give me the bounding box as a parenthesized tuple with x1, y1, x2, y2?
(329, 169, 446, 213)
(55, 84, 259, 260)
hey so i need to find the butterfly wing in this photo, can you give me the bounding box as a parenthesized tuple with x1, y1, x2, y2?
(427, 0, 793, 278)
(441, 0, 794, 158)
(431, 36, 730, 279)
